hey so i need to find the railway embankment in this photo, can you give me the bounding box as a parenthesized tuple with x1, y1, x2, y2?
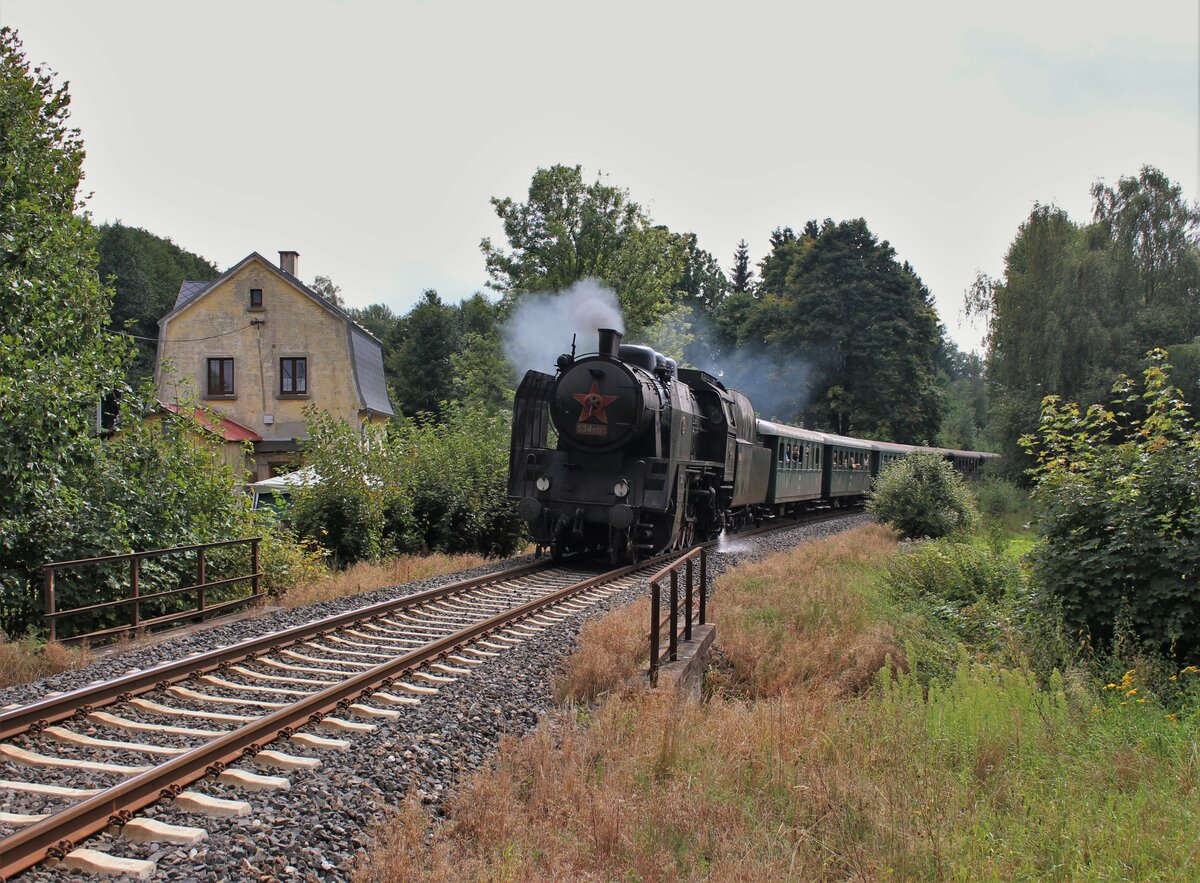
(355, 519, 1200, 881)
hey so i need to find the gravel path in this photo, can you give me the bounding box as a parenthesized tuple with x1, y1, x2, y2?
(9, 513, 869, 882)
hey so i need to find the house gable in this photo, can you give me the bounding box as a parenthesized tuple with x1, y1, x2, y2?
(155, 252, 394, 446)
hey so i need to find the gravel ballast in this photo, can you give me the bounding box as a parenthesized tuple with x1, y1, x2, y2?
(8, 514, 869, 882)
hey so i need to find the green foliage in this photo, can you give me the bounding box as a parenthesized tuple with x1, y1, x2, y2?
(0, 29, 130, 631)
(968, 167, 1200, 479)
(293, 404, 523, 566)
(935, 344, 988, 451)
(387, 289, 459, 418)
(480, 164, 688, 332)
(867, 451, 979, 539)
(880, 540, 1025, 682)
(392, 406, 524, 557)
(730, 239, 753, 294)
(972, 477, 1031, 532)
(96, 222, 219, 383)
(1022, 351, 1200, 658)
(736, 219, 945, 440)
(291, 409, 387, 567)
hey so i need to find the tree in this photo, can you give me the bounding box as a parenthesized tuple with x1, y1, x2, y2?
(674, 232, 729, 313)
(867, 450, 978, 539)
(730, 239, 753, 293)
(0, 29, 132, 625)
(389, 290, 459, 417)
(96, 222, 219, 383)
(309, 275, 345, 307)
(350, 302, 400, 343)
(480, 164, 686, 332)
(967, 167, 1200, 479)
(735, 219, 945, 440)
(1023, 352, 1200, 658)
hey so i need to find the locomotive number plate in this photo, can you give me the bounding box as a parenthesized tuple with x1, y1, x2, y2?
(575, 423, 608, 436)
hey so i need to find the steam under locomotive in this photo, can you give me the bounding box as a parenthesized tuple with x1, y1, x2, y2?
(508, 328, 996, 563)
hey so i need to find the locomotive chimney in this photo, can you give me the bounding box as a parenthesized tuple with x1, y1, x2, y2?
(598, 327, 622, 358)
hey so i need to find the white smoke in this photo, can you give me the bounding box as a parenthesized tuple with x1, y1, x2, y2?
(502, 278, 625, 374)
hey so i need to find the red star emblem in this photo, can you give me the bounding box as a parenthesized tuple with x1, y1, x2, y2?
(572, 381, 619, 423)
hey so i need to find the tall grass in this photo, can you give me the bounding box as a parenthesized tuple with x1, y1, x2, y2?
(355, 524, 1200, 881)
(0, 634, 92, 688)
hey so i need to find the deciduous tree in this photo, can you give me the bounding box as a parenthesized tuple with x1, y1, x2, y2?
(480, 164, 686, 332)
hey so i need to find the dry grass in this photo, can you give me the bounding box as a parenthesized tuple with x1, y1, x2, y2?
(354, 524, 1200, 880)
(0, 635, 93, 687)
(553, 597, 649, 703)
(281, 551, 493, 609)
(713, 521, 904, 698)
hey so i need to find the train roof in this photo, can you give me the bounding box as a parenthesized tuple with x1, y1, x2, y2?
(822, 432, 875, 451)
(755, 419, 827, 443)
(870, 440, 917, 454)
(938, 447, 1001, 460)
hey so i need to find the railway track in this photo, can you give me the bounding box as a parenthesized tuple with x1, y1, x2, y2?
(0, 556, 661, 881)
(0, 510, 862, 880)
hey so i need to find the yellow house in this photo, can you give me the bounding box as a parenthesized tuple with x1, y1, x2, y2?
(155, 250, 394, 480)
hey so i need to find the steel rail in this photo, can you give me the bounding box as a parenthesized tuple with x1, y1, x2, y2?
(0, 558, 553, 742)
(0, 556, 653, 881)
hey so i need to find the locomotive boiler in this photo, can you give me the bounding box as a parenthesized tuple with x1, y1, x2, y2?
(508, 328, 766, 562)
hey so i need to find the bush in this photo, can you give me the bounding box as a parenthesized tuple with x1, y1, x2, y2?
(391, 406, 524, 557)
(1023, 351, 1200, 659)
(293, 403, 525, 566)
(973, 477, 1030, 529)
(867, 451, 978, 539)
(880, 539, 1025, 678)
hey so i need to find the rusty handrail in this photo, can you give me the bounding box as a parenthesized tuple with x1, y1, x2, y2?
(42, 538, 262, 643)
(648, 546, 707, 686)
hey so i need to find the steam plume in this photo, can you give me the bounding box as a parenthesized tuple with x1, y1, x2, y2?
(502, 278, 625, 373)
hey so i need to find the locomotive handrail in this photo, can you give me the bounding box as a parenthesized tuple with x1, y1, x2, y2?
(648, 546, 707, 686)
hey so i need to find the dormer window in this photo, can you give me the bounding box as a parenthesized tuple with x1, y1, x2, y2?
(249, 288, 263, 309)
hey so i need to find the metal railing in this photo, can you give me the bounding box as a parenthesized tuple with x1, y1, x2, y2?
(648, 546, 708, 686)
(42, 538, 263, 644)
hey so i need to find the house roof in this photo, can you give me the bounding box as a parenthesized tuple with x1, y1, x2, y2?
(161, 252, 395, 419)
(158, 402, 262, 442)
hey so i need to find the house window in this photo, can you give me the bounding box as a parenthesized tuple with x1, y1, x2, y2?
(249, 288, 263, 308)
(280, 357, 307, 395)
(207, 357, 234, 396)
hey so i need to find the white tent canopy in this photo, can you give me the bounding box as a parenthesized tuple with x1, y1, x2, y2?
(249, 466, 319, 508)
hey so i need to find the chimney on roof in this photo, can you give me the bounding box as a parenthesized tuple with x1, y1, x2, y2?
(278, 250, 299, 277)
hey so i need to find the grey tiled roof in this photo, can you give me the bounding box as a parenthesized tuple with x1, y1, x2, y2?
(175, 280, 212, 308)
(350, 327, 395, 417)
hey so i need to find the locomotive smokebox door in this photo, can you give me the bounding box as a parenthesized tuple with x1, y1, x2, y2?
(552, 360, 649, 452)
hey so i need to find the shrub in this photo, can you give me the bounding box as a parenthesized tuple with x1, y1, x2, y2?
(293, 403, 525, 566)
(867, 451, 978, 539)
(973, 477, 1031, 529)
(1023, 351, 1200, 659)
(880, 540, 1025, 679)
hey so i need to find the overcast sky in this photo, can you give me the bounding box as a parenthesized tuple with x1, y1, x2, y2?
(4, 0, 1197, 351)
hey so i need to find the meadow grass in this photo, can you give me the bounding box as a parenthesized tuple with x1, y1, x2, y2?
(355, 524, 1200, 881)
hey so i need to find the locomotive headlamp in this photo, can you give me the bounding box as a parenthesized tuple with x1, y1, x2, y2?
(613, 479, 629, 498)
(536, 475, 551, 492)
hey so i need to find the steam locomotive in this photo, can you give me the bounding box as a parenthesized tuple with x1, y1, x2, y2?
(508, 328, 997, 563)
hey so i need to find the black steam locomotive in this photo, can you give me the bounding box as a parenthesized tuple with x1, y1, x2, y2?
(509, 328, 996, 563)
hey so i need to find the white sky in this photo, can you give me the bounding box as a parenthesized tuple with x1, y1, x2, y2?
(4, 0, 1197, 351)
